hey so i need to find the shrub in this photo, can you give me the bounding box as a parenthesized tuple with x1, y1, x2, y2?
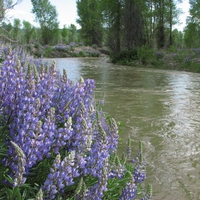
(44, 46, 53, 57)
(0, 47, 152, 199)
(154, 52, 164, 60)
(167, 45, 177, 53)
(78, 51, 86, 57)
(137, 45, 155, 65)
(111, 49, 138, 64)
(92, 44, 98, 49)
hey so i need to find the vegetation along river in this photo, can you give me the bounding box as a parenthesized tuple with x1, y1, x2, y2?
(47, 57, 200, 200)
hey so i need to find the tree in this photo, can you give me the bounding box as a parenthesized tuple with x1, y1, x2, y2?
(12, 18, 21, 41)
(76, 0, 103, 46)
(0, 0, 22, 42)
(61, 25, 68, 44)
(0, 0, 22, 22)
(189, 0, 200, 22)
(155, 0, 165, 48)
(123, 0, 145, 50)
(102, 0, 123, 55)
(184, 0, 200, 47)
(22, 20, 35, 44)
(184, 20, 200, 47)
(68, 24, 78, 43)
(165, 0, 182, 46)
(31, 0, 59, 45)
(140, 0, 182, 49)
(172, 28, 183, 48)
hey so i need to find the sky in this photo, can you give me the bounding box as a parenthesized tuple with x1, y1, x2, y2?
(7, 0, 79, 28)
(7, 0, 189, 31)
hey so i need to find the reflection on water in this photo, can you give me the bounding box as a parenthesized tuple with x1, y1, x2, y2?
(47, 57, 200, 200)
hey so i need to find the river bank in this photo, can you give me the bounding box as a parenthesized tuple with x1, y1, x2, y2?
(2, 42, 200, 74)
(114, 47, 200, 73)
(26, 43, 109, 58)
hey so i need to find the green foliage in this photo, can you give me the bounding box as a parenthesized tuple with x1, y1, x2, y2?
(103, 164, 134, 199)
(111, 49, 138, 64)
(31, 0, 59, 45)
(103, 0, 122, 54)
(123, 0, 146, 50)
(76, 0, 103, 46)
(111, 45, 155, 66)
(61, 25, 69, 43)
(12, 18, 21, 41)
(184, 22, 200, 48)
(78, 51, 86, 57)
(172, 29, 184, 48)
(167, 45, 178, 53)
(68, 24, 79, 44)
(22, 21, 35, 44)
(44, 46, 53, 57)
(137, 45, 155, 65)
(171, 51, 185, 64)
(0, 0, 22, 23)
(184, 0, 200, 48)
(92, 44, 98, 49)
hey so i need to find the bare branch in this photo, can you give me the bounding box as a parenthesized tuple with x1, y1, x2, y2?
(0, 0, 23, 21)
(0, 34, 19, 42)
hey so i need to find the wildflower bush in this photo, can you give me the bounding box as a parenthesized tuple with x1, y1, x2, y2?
(0, 47, 152, 199)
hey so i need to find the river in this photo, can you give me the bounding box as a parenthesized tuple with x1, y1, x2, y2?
(47, 57, 200, 200)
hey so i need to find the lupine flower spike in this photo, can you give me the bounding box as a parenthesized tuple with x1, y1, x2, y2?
(10, 141, 26, 187)
(120, 171, 137, 200)
(140, 184, 153, 200)
(126, 137, 132, 160)
(133, 141, 146, 184)
(35, 188, 43, 200)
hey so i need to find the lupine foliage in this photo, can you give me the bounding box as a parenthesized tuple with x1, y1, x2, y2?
(0, 47, 152, 199)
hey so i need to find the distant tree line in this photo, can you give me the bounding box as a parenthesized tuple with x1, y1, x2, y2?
(1, 0, 200, 59)
(0, 0, 79, 45)
(77, 0, 185, 57)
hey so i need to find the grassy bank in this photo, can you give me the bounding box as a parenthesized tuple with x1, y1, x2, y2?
(113, 46, 200, 73)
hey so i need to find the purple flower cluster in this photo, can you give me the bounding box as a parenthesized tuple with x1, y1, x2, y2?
(133, 162, 146, 183)
(69, 42, 76, 47)
(0, 48, 151, 200)
(43, 151, 80, 199)
(10, 141, 27, 187)
(120, 177, 137, 200)
(0, 48, 120, 199)
(85, 167, 108, 200)
(108, 155, 126, 179)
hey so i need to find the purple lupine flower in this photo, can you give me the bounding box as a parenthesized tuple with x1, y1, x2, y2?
(84, 119, 110, 177)
(42, 154, 61, 199)
(10, 141, 27, 187)
(120, 177, 137, 200)
(43, 151, 79, 199)
(99, 116, 119, 154)
(133, 162, 146, 183)
(0, 47, 123, 200)
(85, 167, 108, 200)
(54, 77, 95, 155)
(1, 52, 57, 175)
(69, 42, 76, 47)
(108, 156, 126, 179)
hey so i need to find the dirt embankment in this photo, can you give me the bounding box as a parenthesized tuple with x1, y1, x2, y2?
(27, 43, 109, 58)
